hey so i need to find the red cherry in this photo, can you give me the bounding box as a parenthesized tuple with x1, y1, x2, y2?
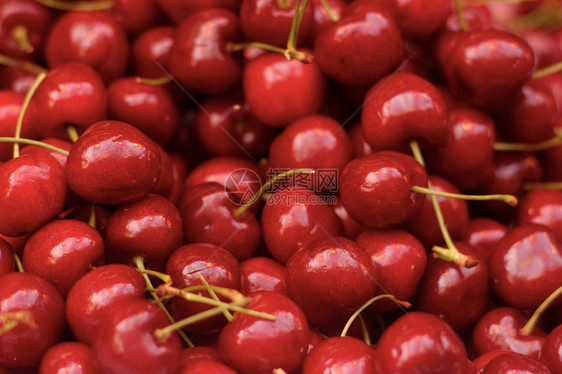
(22, 219, 104, 296)
(239, 0, 314, 47)
(106, 194, 183, 262)
(165, 243, 241, 334)
(285, 236, 377, 327)
(168, 9, 242, 95)
(339, 151, 428, 229)
(332, 194, 367, 239)
(178, 182, 261, 261)
(179, 360, 236, 374)
(44, 10, 130, 82)
(481, 351, 551, 374)
(394, 0, 450, 38)
(0, 91, 36, 162)
(131, 26, 175, 78)
(539, 324, 562, 373)
(92, 298, 183, 374)
(239, 256, 286, 295)
(472, 350, 514, 373)
(261, 187, 342, 264)
(106, 0, 163, 35)
(66, 120, 162, 205)
(218, 291, 309, 374)
(516, 189, 562, 240)
(0, 64, 36, 93)
(349, 122, 373, 158)
(0, 237, 14, 276)
(0, 152, 67, 237)
(168, 153, 189, 206)
(39, 342, 96, 374)
(376, 311, 469, 373)
(489, 223, 562, 310)
(107, 77, 180, 147)
(65, 264, 146, 344)
(29, 63, 108, 140)
(361, 72, 449, 152)
(444, 5, 496, 32)
(302, 336, 379, 374)
(314, 0, 404, 88)
(523, 29, 562, 69)
(156, 0, 239, 24)
(63, 203, 112, 239)
(310, 0, 346, 38)
(243, 52, 327, 128)
(355, 229, 427, 313)
(462, 217, 508, 262)
(0, 272, 65, 369)
(20, 138, 71, 168)
(472, 306, 546, 359)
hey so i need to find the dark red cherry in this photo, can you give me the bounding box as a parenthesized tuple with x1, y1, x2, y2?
(540, 324, 562, 373)
(516, 189, 562, 241)
(482, 352, 551, 374)
(472, 350, 514, 373)
(65, 264, 146, 344)
(239, 0, 314, 47)
(393, 0, 450, 38)
(39, 342, 96, 374)
(523, 29, 562, 69)
(0, 91, 37, 162)
(66, 120, 162, 205)
(178, 182, 261, 261)
(166, 243, 241, 334)
(239, 256, 286, 295)
(355, 229, 427, 313)
(243, 52, 327, 128)
(22, 219, 104, 296)
(302, 336, 378, 374)
(0, 272, 65, 369)
(168, 153, 189, 206)
(489, 223, 562, 310)
(131, 26, 175, 78)
(152, 143, 174, 199)
(443, 29, 535, 110)
(361, 72, 449, 152)
(168, 9, 242, 95)
(20, 138, 71, 168)
(349, 122, 373, 158)
(0, 152, 67, 237)
(193, 91, 276, 158)
(332, 194, 367, 240)
(261, 187, 343, 264)
(106, 194, 183, 262)
(106, 0, 163, 35)
(107, 77, 180, 147)
(462, 217, 508, 262)
(314, 0, 404, 88)
(377, 311, 469, 373)
(285, 236, 377, 327)
(0, 237, 14, 276)
(179, 360, 237, 374)
(0, 64, 36, 93)
(63, 203, 112, 239)
(310, 0, 346, 38)
(425, 106, 496, 190)
(472, 307, 546, 359)
(93, 298, 183, 374)
(0, 0, 53, 59)
(415, 242, 489, 331)
(339, 151, 428, 229)
(44, 11, 130, 82)
(444, 5, 496, 32)
(405, 175, 470, 248)
(181, 346, 222, 368)
(156, 0, 239, 24)
(218, 291, 309, 374)
(268, 114, 352, 177)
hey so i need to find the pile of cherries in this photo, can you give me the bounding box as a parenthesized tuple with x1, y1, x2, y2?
(1, 0, 562, 372)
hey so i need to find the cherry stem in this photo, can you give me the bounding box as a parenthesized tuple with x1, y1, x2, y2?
(277, 0, 291, 9)
(461, 0, 540, 5)
(88, 203, 96, 229)
(533, 61, 562, 79)
(520, 285, 562, 336)
(409, 140, 478, 268)
(135, 75, 172, 85)
(14, 71, 46, 158)
(453, 0, 469, 31)
(232, 168, 315, 218)
(132, 256, 194, 347)
(506, 0, 561, 32)
(410, 186, 518, 206)
(199, 274, 233, 322)
(0, 54, 46, 75)
(494, 136, 562, 152)
(0, 137, 69, 156)
(318, 0, 340, 22)
(432, 245, 479, 267)
(523, 182, 562, 190)
(0, 311, 36, 336)
(357, 314, 371, 346)
(287, 0, 310, 53)
(11, 25, 33, 53)
(66, 125, 79, 143)
(34, 0, 114, 11)
(341, 294, 411, 338)
(226, 42, 314, 63)
(12, 248, 24, 273)
(273, 369, 289, 374)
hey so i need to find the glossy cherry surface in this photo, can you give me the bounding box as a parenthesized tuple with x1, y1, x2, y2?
(39, 342, 97, 374)
(66, 120, 161, 205)
(394, 0, 450, 38)
(462, 217, 508, 262)
(22, 219, 105, 296)
(481, 352, 551, 374)
(540, 324, 562, 373)
(516, 189, 562, 241)
(156, 0, 239, 25)
(131, 25, 175, 78)
(0, 272, 65, 369)
(218, 291, 309, 374)
(332, 194, 367, 239)
(179, 360, 237, 374)
(239, 256, 286, 295)
(285, 236, 377, 327)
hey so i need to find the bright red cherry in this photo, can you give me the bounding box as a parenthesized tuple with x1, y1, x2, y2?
(393, 0, 450, 38)
(22, 219, 105, 296)
(44, 10, 130, 82)
(66, 120, 162, 205)
(462, 217, 508, 262)
(156, 0, 239, 24)
(539, 324, 562, 373)
(0, 90, 36, 162)
(0, 237, 14, 276)
(243, 52, 327, 128)
(516, 189, 562, 241)
(310, 0, 346, 38)
(218, 291, 310, 374)
(39, 342, 97, 374)
(179, 360, 237, 374)
(285, 236, 377, 327)
(481, 351, 551, 374)
(107, 0, 163, 35)
(239, 256, 286, 295)
(0, 272, 65, 369)
(131, 25, 175, 78)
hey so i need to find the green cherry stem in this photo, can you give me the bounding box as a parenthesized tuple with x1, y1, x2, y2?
(12, 248, 24, 273)
(199, 274, 233, 322)
(66, 125, 79, 143)
(0, 54, 47, 75)
(494, 134, 562, 152)
(88, 203, 96, 229)
(533, 61, 562, 79)
(11, 25, 34, 53)
(14, 71, 46, 158)
(135, 75, 173, 85)
(410, 186, 518, 206)
(341, 294, 411, 338)
(523, 182, 562, 190)
(318, 0, 340, 22)
(286, 0, 310, 53)
(520, 285, 562, 336)
(357, 314, 371, 346)
(34, 0, 114, 11)
(0, 137, 69, 156)
(232, 168, 315, 218)
(453, 0, 468, 31)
